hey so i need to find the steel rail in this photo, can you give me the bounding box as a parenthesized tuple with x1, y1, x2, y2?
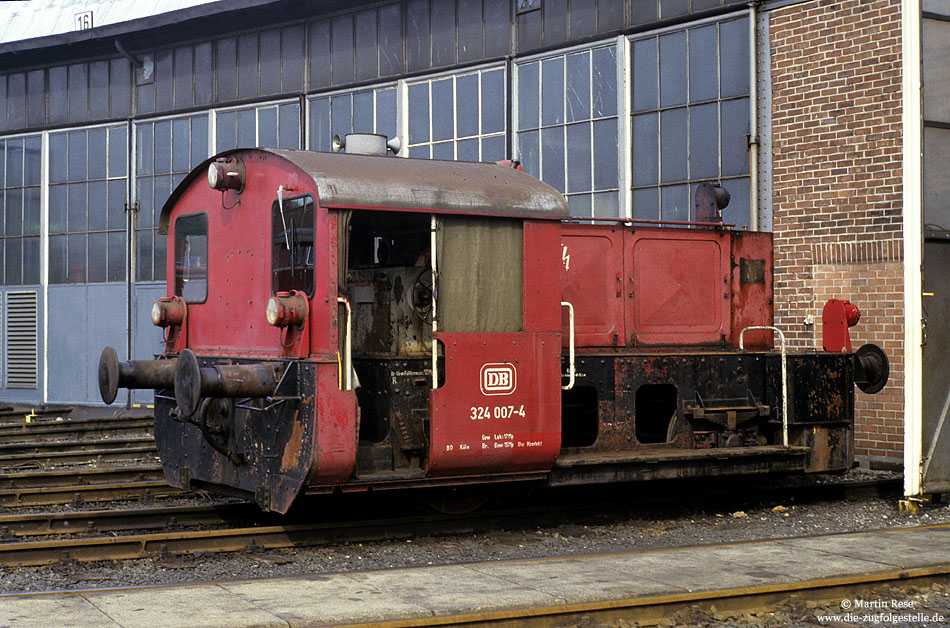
(0, 479, 184, 508)
(0, 436, 155, 455)
(0, 418, 154, 443)
(0, 446, 159, 469)
(0, 502, 257, 538)
(0, 465, 165, 489)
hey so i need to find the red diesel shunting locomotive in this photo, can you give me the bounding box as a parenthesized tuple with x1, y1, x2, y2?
(98, 138, 888, 513)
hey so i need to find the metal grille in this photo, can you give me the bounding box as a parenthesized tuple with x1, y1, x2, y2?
(6, 290, 37, 389)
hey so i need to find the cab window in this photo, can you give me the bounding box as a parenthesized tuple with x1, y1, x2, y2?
(174, 213, 208, 303)
(272, 194, 315, 296)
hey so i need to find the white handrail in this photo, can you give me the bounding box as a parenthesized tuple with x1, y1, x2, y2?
(739, 325, 788, 448)
(337, 297, 352, 391)
(561, 301, 575, 391)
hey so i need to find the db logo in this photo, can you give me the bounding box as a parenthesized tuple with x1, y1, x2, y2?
(480, 363, 517, 396)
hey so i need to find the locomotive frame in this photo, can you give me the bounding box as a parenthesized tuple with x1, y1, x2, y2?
(99, 145, 888, 513)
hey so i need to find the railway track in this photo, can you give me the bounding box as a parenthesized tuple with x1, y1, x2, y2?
(0, 476, 904, 568)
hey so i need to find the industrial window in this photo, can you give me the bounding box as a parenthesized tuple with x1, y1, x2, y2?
(174, 213, 208, 303)
(0, 135, 41, 285)
(406, 66, 507, 162)
(48, 125, 127, 284)
(271, 194, 315, 297)
(629, 16, 751, 226)
(215, 101, 301, 153)
(308, 86, 397, 152)
(923, 14, 950, 229)
(135, 114, 209, 282)
(515, 44, 619, 217)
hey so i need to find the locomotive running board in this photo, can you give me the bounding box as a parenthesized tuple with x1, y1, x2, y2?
(548, 445, 810, 486)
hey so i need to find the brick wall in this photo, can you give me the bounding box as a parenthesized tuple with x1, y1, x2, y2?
(769, 0, 903, 466)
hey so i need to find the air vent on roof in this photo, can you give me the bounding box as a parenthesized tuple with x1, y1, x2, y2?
(6, 291, 38, 389)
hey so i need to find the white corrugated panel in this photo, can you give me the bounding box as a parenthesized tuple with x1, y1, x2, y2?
(0, 0, 221, 45)
(6, 291, 38, 389)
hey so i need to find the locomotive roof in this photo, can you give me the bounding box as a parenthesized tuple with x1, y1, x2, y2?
(159, 148, 569, 234)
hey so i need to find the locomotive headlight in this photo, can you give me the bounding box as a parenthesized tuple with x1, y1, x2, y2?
(207, 158, 246, 192)
(265, 291, 308, 328)
(151, 296, 186, 327)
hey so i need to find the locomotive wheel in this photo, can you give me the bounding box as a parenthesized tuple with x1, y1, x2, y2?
(421, 486, 491, 515)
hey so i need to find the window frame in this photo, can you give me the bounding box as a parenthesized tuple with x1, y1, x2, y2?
(173, 212, 209, 305)
(271, 193, 317, 298)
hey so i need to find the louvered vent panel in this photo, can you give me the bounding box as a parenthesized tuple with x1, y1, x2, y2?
(7, 291, 38, 389)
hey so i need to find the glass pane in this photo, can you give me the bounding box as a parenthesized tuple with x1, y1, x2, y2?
(278, 104, 300, 149)
(6, 140, 23, 187)
(258, 106, 278, 147)
(591, 46, 617, 118)
(176, 213, 208, 301)
(721, 176, 750, 228)
(481, 69, 505, 134)
(172, 118, 192, 171)
(49, 185, 67, 233)
(88, 128, 107, 179)
(925, 127, 950, 226)
(154, 177, 172, 226)
(690, 103, 719, 179)
(309, 97, 331, 151)
(137, 125, 154, 175)
(376, 88, 398, 141)
(87, 181, 107, 231)
(136, 178, 154, 229)
(721, 98, 750, 176)
(136, 230, 153, 281)
(593, 118, 618, 190)
(5, 188, 21, 236)
(659, 31, 687, 107)
(633, 187, 659, 220)
(68, 131, 87, 181)
(155, 223, 168, 281)
(108, 179, 126, 230)
(5, 238, 21, 285)
(431, 78, 454, 142)
(566, 51, 591, 123)
(566, 122, 591, 193)
(409, 145, 430, 159)
(517, 130, 539, 178)
(923, 18, 950, 122)
(153, 121, 171, 174)
(49, 235, 67, 284)
(68, 233, 87, 283)
(660, 108, 688, 183)
(593, 191, 618, 218)
(632, 38, 658, 112)
(49, 134, 68, 183)
(49, 66, 68, 123)
(661, 184, 689, 222)
(517, 62, 540, 130)
(109, 127, 127, 176)
(23, 236, 39, 284)
(541, 126, 565, 192)
(88, 232, 107, 282)
(191, 116, 208, 166)
(108, 231, 125, 282)
(236, 109, 255, 147)
(541, 57, 564, 126)
(353, 91, 374, 133)
(456, 73, 479, 138)
(568, 194, 591, 218)
(432, 141, 454, 160)
(689, 25, 718, 103)
(408, 83, 429, 144)
(457, 138, 478, 162)
(632, 113, 658, 186)
(68, 182, 87, 232)
(481, 135, 506, 162)
(720, 18, 750, 98)
(24, 135, 41, 185)
(23, 186, 40, 235)
(216, 111, 235, 153)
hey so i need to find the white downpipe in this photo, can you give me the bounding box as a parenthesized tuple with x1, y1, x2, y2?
(902, 0, 924, 498)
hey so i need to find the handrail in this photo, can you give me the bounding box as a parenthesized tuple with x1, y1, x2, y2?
(739, 325, 788, 448)
(337, 297, 352, 391)
(561, 301, 575, 391)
